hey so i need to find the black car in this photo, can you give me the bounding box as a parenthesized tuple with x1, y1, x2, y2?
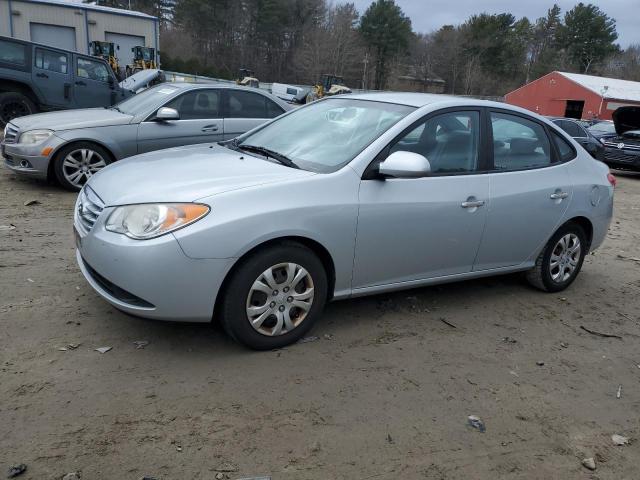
(601, 106, 640, 171)
(549, 117, 604, 160)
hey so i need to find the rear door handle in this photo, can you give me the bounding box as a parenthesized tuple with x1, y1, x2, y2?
(36, 72, 49, 78)
(75, 80, 86, 86)
(201, 125, 219, 132)
(550, 192, 569, 200)
(461, 200, 485, 208)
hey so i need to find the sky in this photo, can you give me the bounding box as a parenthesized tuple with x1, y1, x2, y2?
(347, 0, 640, 47)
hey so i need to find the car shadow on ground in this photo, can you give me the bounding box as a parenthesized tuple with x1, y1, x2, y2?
(91, 271, 541, 355)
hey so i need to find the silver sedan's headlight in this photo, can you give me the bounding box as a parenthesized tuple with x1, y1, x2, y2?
(105, 203, 210, 240)
(18, 129, 54, 145)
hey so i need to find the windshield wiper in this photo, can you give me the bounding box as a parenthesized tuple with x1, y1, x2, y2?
(110, 106, 123, 113)
(237, 144, 299, 169)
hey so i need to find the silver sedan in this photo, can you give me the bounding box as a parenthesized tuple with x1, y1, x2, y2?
(74, 93, 615, 349)
(2, 83, 291, 190)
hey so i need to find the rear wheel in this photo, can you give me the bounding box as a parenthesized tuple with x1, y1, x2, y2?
(526, 223, 587, 292)
(0, 92, 37, 127)
(220, 243, 328, 350)
(53, 142, 112, 191)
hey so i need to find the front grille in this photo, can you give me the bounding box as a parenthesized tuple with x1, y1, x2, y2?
(76, 186, 105, 234)
(3, 123, 19, 144)
(603, 149, 640, 164)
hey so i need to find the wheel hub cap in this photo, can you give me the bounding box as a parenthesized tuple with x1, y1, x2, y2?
(62, 148, 107, 188)
(246, 262, 315, 336)
(550, 233, 581, 283)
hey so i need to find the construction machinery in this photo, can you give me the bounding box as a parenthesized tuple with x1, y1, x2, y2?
(126, 46, 157, 76)
(236, 68, 260, 88)
(89, 41, 121, 80)
(306, 74, 351, 103)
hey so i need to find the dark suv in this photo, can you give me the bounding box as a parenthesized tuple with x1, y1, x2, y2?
(0, 36, 158, 127)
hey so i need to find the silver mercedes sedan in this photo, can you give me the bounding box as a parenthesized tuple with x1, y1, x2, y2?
(2, 83, 291, 190)
(74, 93, 615, 349)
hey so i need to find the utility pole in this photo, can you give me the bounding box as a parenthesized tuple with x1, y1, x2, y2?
(362, 52, 369, 90)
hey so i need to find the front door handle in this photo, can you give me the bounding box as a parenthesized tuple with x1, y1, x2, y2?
(75, 80, 86, 86)
(201, 125, 219, 132)
(36, 72, 49, 78)
(461, 200, 485, 208)
(550, 191, 569, 200)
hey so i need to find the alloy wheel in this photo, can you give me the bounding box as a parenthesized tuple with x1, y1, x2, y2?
(245, 262, 315, 336)
(549, 233, 581, 283)
(62, 148, 107, 188)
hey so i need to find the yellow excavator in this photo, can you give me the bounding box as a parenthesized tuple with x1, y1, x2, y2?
(89, 41, 121, 80)
(236, 68, 260, 88)
(126, 46, 157, 76)
(306, 74, 351, 103)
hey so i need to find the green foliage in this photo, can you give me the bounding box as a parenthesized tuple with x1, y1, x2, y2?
(561, 3, 619, 73)
(359, 0, 412, 89)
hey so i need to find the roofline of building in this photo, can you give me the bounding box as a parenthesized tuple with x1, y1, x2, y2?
(504, 71, 557, 99)
(11, 0, 158, 22)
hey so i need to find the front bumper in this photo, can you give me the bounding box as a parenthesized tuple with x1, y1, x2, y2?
(74, 197, 234, 322)
(2, 133, 65, 179)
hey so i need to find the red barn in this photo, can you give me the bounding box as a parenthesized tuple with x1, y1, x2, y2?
(505, 71, 640, 120)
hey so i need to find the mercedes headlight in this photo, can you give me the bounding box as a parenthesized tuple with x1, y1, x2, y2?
(105, 203, 210, 240)
(19, 129, 53, 145)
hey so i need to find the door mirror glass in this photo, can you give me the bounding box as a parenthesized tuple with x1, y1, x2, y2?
(156, 107, 179, 121)
(379, 151, 431, 178)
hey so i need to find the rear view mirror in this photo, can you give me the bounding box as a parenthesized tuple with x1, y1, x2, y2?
(378, 151, 431, 178)
(156, 107, 179, 121)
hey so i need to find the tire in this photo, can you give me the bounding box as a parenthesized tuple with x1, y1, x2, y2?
(526, 222, 587, 292)
(53, 142, 113, 191)
(0, 92, 38, 127)
(220, 243, 328, 350)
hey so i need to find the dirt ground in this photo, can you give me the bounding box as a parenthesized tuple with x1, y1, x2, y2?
(1, 165, 639, 480)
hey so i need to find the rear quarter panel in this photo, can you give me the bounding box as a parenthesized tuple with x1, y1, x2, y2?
(563, 153, 613, 251)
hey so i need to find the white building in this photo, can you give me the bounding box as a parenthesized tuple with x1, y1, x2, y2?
(0, 0, 159, 66)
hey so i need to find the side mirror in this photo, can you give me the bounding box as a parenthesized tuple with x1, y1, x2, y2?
(155, 107, 179, 121)
(378, 151, 431, 178)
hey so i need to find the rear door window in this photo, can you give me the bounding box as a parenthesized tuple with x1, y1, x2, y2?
(491, 112, 552, 170)
(227, 90, 282, 119)
(35, 48, 68, 74)
(555, 120, 585, 138)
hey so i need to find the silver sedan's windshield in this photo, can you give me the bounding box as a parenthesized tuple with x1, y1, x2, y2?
(114, 84, 181, 115)
(237, 98, 415, 172)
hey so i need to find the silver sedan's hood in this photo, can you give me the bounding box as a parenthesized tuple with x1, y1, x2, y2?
(88, 144, 316, 205)
(10, 108, 133, 132)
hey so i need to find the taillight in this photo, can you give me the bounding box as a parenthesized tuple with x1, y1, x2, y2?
(607, 172, 617, 188)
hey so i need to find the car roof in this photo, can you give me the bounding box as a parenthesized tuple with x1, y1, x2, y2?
(343, 91, 524, 112)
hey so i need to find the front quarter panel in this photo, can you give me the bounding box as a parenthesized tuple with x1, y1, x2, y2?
(55, 124, 139, 160)
(172, 168, 361, 298)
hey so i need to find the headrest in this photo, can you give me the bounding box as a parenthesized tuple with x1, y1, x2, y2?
(510, 137, 539, 154)
(197, 94, 209, 108)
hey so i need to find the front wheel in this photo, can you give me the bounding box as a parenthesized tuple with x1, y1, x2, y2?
(220, 243, 328, 350)
(526, 223, 587, 292)
(0, 92, 38, 127)
(53, 142, 112, 191)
